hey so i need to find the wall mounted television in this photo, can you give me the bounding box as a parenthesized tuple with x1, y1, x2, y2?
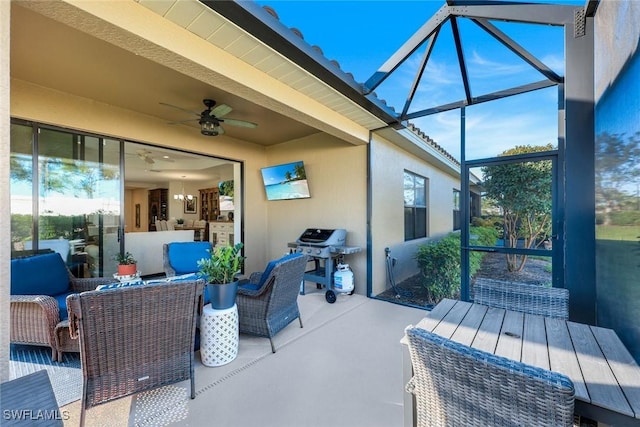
(260, 161, 311, 201)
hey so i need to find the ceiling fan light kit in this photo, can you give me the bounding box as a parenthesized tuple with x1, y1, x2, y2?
(199, 115, 221, 136)
(161, 98, 257, 137)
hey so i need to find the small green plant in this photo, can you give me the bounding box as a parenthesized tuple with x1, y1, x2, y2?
(197, 243, 245, 284)
(176, 218, 185, 225)
(115, 251, 137, 265)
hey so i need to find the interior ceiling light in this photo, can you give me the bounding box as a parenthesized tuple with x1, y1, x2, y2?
(174, 176, 193, 201)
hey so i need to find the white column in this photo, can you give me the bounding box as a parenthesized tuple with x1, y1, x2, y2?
(0, 0, 11, 382)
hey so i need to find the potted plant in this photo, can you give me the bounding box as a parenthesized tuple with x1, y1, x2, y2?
(115, 251, 137, 276)
(197, 242, 245, 309)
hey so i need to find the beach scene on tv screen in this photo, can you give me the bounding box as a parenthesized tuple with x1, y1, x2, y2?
(261, 161, 310, 200)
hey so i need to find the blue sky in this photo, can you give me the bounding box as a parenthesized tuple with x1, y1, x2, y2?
(254, 0, 584, 161)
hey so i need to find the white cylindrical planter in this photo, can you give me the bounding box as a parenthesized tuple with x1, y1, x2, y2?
(200, 303, 239, 367)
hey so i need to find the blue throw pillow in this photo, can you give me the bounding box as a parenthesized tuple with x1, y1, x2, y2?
(11, 253, 69, 296)
(168, 242, 212, 275)
(96, 280, 144, 291)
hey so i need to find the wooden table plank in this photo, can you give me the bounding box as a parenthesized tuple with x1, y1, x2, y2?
(568, 321, 634, 417)
(545, 317, 589, 401)
(432, 300, 471, 339)
(522, 314, 549, 370)
(471, 307, 505, 354)
(415, 298, 457, 332)
(591, 326, 640, 419)
(495, 309, 523, 361)
(451, 303, 488, 346)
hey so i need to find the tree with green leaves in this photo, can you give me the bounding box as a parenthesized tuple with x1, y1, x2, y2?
(482, 144, 553, 272)
(294, 163, 306, 180)
(595, 131, 640, 223)
(219, 180, 234, 198)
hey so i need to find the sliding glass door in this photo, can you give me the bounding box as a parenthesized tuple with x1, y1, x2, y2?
(11, 120, 243, 279)
(10, 121, 121, 278)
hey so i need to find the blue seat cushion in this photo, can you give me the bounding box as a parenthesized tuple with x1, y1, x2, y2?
(168, 242, 212, 275)
(54, 291, 77, 321)
(251, 252, 304, 290)
(11, 253, 70, 296)
(147, 273, 210, 305)
(238, 282, 262, 291)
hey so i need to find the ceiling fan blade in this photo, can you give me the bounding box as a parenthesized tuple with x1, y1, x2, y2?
(144, 157, 155, 165)
(159, 102, 200, 116)
(211, 104, 233, 118)
(217, 125, 225, 135)
(221, 118, 258, 128)
(167, 119, 199, 125)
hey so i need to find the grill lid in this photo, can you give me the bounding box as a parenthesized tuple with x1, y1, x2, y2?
(297, 228, 346, 246)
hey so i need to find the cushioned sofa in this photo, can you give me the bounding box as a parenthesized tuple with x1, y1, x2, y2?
(10, 252, 117, 361)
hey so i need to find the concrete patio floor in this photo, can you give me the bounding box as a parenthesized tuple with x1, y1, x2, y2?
(60, 284, 427, 427)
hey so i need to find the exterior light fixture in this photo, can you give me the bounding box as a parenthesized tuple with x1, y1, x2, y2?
(199, 116, 220, 136)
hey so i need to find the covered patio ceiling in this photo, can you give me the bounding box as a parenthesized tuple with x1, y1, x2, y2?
(10, 3, 317, 146)
(10, 1, 388, 149)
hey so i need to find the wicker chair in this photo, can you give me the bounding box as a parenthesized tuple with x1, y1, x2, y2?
(10, 253, 117, 361)
(473, 278, 570, 319)
(405, 326, 575, 427)
(1, 370, 62, 427)
(236, 253, 307, 353)
(162, 241, 212, 277)
(67, 280, 204, 427)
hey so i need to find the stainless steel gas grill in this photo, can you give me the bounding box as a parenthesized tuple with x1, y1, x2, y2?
(288, 228, 361, 303)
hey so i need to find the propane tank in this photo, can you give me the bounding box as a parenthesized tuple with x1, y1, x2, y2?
(333, 263, 354, 293)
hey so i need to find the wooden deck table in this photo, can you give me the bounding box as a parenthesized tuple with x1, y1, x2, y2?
(402, 298, 640, 426)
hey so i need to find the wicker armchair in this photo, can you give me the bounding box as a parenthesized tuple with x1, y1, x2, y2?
(162, 241, 212, 277)
(405, 326, 575, 427)
(67, 279, 204, 427)
(236, 253, 307, 353)
(473, 278, 570, 319)
(10, 253, 117, 361)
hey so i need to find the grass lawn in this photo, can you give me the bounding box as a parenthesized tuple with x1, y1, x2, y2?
(596, 225, 640, 241)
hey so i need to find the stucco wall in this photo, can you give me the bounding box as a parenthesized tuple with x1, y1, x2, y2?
(370, 134, 460, 296)
(11, 79, 272, 275)
(264, 133, 368, 295)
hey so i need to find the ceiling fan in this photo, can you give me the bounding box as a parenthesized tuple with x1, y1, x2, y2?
(135, 149, 175, 165)
(160, 99, 258, 136)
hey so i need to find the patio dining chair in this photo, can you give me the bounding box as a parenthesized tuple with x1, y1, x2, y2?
(473, 278, 569, 319)
(67, 279, 204, 427)
(405, 326, 575, 427)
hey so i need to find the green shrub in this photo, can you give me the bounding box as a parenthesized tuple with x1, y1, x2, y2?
(415, 233, 461, 302)
(415, 226, 498, 303)
(471, 216, 503, 237)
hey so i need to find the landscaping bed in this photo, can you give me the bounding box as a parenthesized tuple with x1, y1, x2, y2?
(377, 252, 552, 308)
